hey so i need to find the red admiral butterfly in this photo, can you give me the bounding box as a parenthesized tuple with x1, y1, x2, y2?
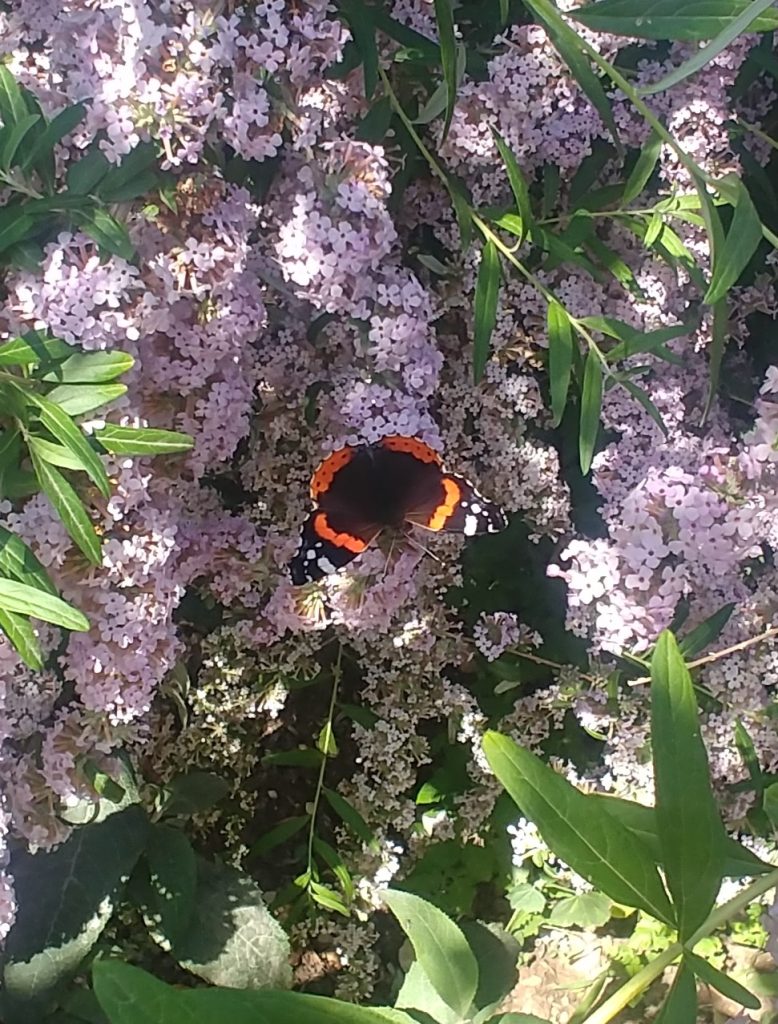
(290, 435, 507, 586)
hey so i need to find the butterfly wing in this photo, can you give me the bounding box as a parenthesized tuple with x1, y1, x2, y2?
(404, 471, 507, 535)
(289, 510, 381, 585)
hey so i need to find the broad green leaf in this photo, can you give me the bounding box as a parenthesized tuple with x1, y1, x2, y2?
(39, 350, 134, 383)
(93, 425, 194, 456)
(0, 524, 57, 595)
(459, 922, 519, 1015)
(685, 951, 759, 1009)
(654, 963, 696, 1024)
(548, 892, 612, 928)
(0, 66, 28, 130)
(639, 0, 778, 95)
(571, 0, 778, 40)
(483, 731, 674, 922)
(46, 383, 128, 417)
(0, 607, 43, 669)
(0, 576, 88, 631)
(433, 0, 458, 141)
(678, 603, 735, 657)
(579, 351, 603, 474)
(0, 206, 34, 255)
(382, 889, 478, 1018)
(72, 208, 134, 261)
(395, 958, 459, 1024)
(93, 959, 414, 1024)
(473, 239, 501, 382)
(651, 631, 727, 938)
(142, 824, 196, 950)
(704, 175, 762, 304)
(25, 391, 110, 497)
(1, 113, 40, 169)
(547, 300, 574, 426)
(20, 102, 86, 174)
(29, 435, 89, 472)
(249, 816, 309, 860)
(159, 771, 230, 818)
(491, 130, 533, 245)
(622, 130, 662, 203)
(323, 787, 378, 849)
(340, 0, 378, 97)
(29, 449, 102, 565)
(66, 146, 111, 194)
(0, 807, 148, 1023)
(524, 0, 620, 147)
(174, 858, 292, 989)
(0, 331, 72, 366)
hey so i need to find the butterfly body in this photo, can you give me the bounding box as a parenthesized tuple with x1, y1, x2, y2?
(290, 435, 506, 586)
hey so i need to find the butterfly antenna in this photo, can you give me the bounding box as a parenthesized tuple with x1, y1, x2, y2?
(380, 535, 398, 582)
(404, 530, 443, 564)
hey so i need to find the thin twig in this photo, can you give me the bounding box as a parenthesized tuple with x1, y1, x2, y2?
(629, 625, 778, 686)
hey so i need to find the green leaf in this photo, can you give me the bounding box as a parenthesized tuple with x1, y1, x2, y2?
(395, 959, 459, 1024)
(0, 206, 34, 255)
(640, 0, 778, 95)
(547, 300, 574, 426)
(249, 816, 309, 860)
(159, 771, 230, 818)
(262, 748, 323, 768)
(25, 391, 110, 497)
(45, 383, 128, 417)
(29, 449, 102, 565)
(678, 603, 735, 657)
(0, 524, 57, 595)
(323, 787, 378, 849)
(20, 102, 87, 174)
(39, 350, 134, 383)
(313, 837, 355, 903)
(704, 175, 762, 305)
(571, 0, 778, 40)
(309, 880, 349, 916)
(654, 963, 697, 1024)
(700, 295, 728, 426)
(174, 858, 292, 989)
(0, 330, 72, 366)
(96, 142, 159, 200)
(66, 146, 111, 195)
(93, 959, 414, 1024)
(579, 352, 603, 474)
(143, 824, 197, 950)
(1, 113, 41, 169)
(72, 207, 134, 261)
(0, 807, 148, 1023)
(473, 239, 501, 383)
(93, 425, 194, 456)
(491, 130, 533, 246)
(317, 720, 339, 757)
(685, 951, 760, 1009)
(523, 0, 620, 147)
(433, 0, 458, 141)
(416, 44, 465, 126)
(459, 922, 519, 1015)
(651, 631, 727, 938)
(0, 576, 89, 631)
(547, 892, 612, 928)
(0, 66, 28, 131)
(622, 131, 662, 203)
(29, 435, 91, 472)
(764, 782, 778, 829)
(340, 1, 378, 97)
(0, 607, 43, 669)
(483, 731, 674, 922)
(382, 889, 478, 1017)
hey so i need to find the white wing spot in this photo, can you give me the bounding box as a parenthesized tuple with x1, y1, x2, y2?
(317, 556, 338, 574)
(306, 549, 316, 561)
(464, 515, 479, 536)
(471, 503, 482, 514)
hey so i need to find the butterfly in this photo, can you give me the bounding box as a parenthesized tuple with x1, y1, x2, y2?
(289, 435, 507, 585)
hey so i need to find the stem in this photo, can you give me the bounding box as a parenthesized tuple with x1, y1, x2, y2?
(629, 625, 778, 686)
(583, 868, 778, 1024)
(306, 642, 342, 876)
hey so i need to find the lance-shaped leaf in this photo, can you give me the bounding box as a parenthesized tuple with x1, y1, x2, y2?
(483, 731, 674, 922)
(473, 239, 501, 382)
(651, 631, 727, 938)
(579, 351, 603, 474)
(19, 102, 86, 175)
(547, 301, 574, 426)
(0, 576, 88, 631)
(25, 391, 110, 497)
(491, 129, 534, 245)
(45, 383, 127, 417)
(655, 962, 697, 1024)
(704, 175, 763, 305)
(433, 0, 458, 141)
(0, 608, 43, 669)
(29, 449, 102, 565)
(38, 349, 134, 383)
(571, 0, 778, 40)
(93, 425, 194, 456)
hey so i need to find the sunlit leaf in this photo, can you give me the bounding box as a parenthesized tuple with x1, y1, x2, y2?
(491, 130, 533, 246)
(547, 301, 574, 427)
(0, 608, 43, 670)
(685, 951, 760, 1010)
(572, 0, 778, 40)
(29, 449, 102, 565)
(704, 175, 763, 304)
(25, 391, 110, 497)
(0, 576, 89, 631)
(473, 239, 501, 382)
(93, 425, 194, 456)
(579, 352, 603, 474)
(623, 130, 662, 203)
(433, 0, 458, 141)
